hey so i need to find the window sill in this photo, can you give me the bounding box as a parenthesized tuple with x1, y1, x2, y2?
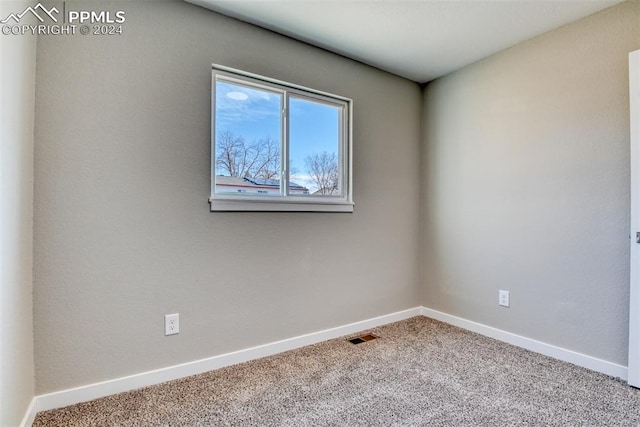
(209, 197, 354, 212)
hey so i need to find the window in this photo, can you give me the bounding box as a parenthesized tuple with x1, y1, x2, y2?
(210, 65, 353, 212)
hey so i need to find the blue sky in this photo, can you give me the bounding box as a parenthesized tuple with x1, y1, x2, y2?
(215, 81, 339, 185)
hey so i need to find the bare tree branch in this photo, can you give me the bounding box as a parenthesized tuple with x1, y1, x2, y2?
(253, 136, 280, 180)
(215, 131, 280, 179)
(305, 151, 339, 195)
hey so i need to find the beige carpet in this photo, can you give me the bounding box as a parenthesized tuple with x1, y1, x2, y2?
(34, 317, 640, 426)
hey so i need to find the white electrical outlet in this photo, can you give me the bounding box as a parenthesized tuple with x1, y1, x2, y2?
(165, 313, 179, 336)
(498, 290, 510, 307)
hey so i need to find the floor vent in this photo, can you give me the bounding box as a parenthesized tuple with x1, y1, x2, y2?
(348, 334, 378, 345)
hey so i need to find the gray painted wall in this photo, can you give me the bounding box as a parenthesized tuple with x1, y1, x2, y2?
(1, 0, 36, 423)
(33, 1, 422, 393)
(421, 1, 640, 365)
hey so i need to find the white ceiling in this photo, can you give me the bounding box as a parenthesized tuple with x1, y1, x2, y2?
(187, 0, 623, 83)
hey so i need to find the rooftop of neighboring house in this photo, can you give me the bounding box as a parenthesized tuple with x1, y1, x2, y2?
(215, 176, 309, 191)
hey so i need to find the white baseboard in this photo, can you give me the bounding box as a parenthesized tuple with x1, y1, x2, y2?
(420, 307, 628, 380)
(34, 307, 422, 414)
(19, 397, 37, 427)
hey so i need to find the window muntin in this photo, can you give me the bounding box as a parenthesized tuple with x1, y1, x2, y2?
(211, 65, 352, 212)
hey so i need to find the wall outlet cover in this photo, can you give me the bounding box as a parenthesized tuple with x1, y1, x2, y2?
(499, 290, 510, 307)
(165, 313, 179, 335)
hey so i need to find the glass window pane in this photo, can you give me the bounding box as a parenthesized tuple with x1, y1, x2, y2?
(289, 96, 341, 196)
(214, 79, 282, 195)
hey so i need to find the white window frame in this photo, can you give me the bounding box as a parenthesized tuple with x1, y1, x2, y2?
(210, 64, 353, 212)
